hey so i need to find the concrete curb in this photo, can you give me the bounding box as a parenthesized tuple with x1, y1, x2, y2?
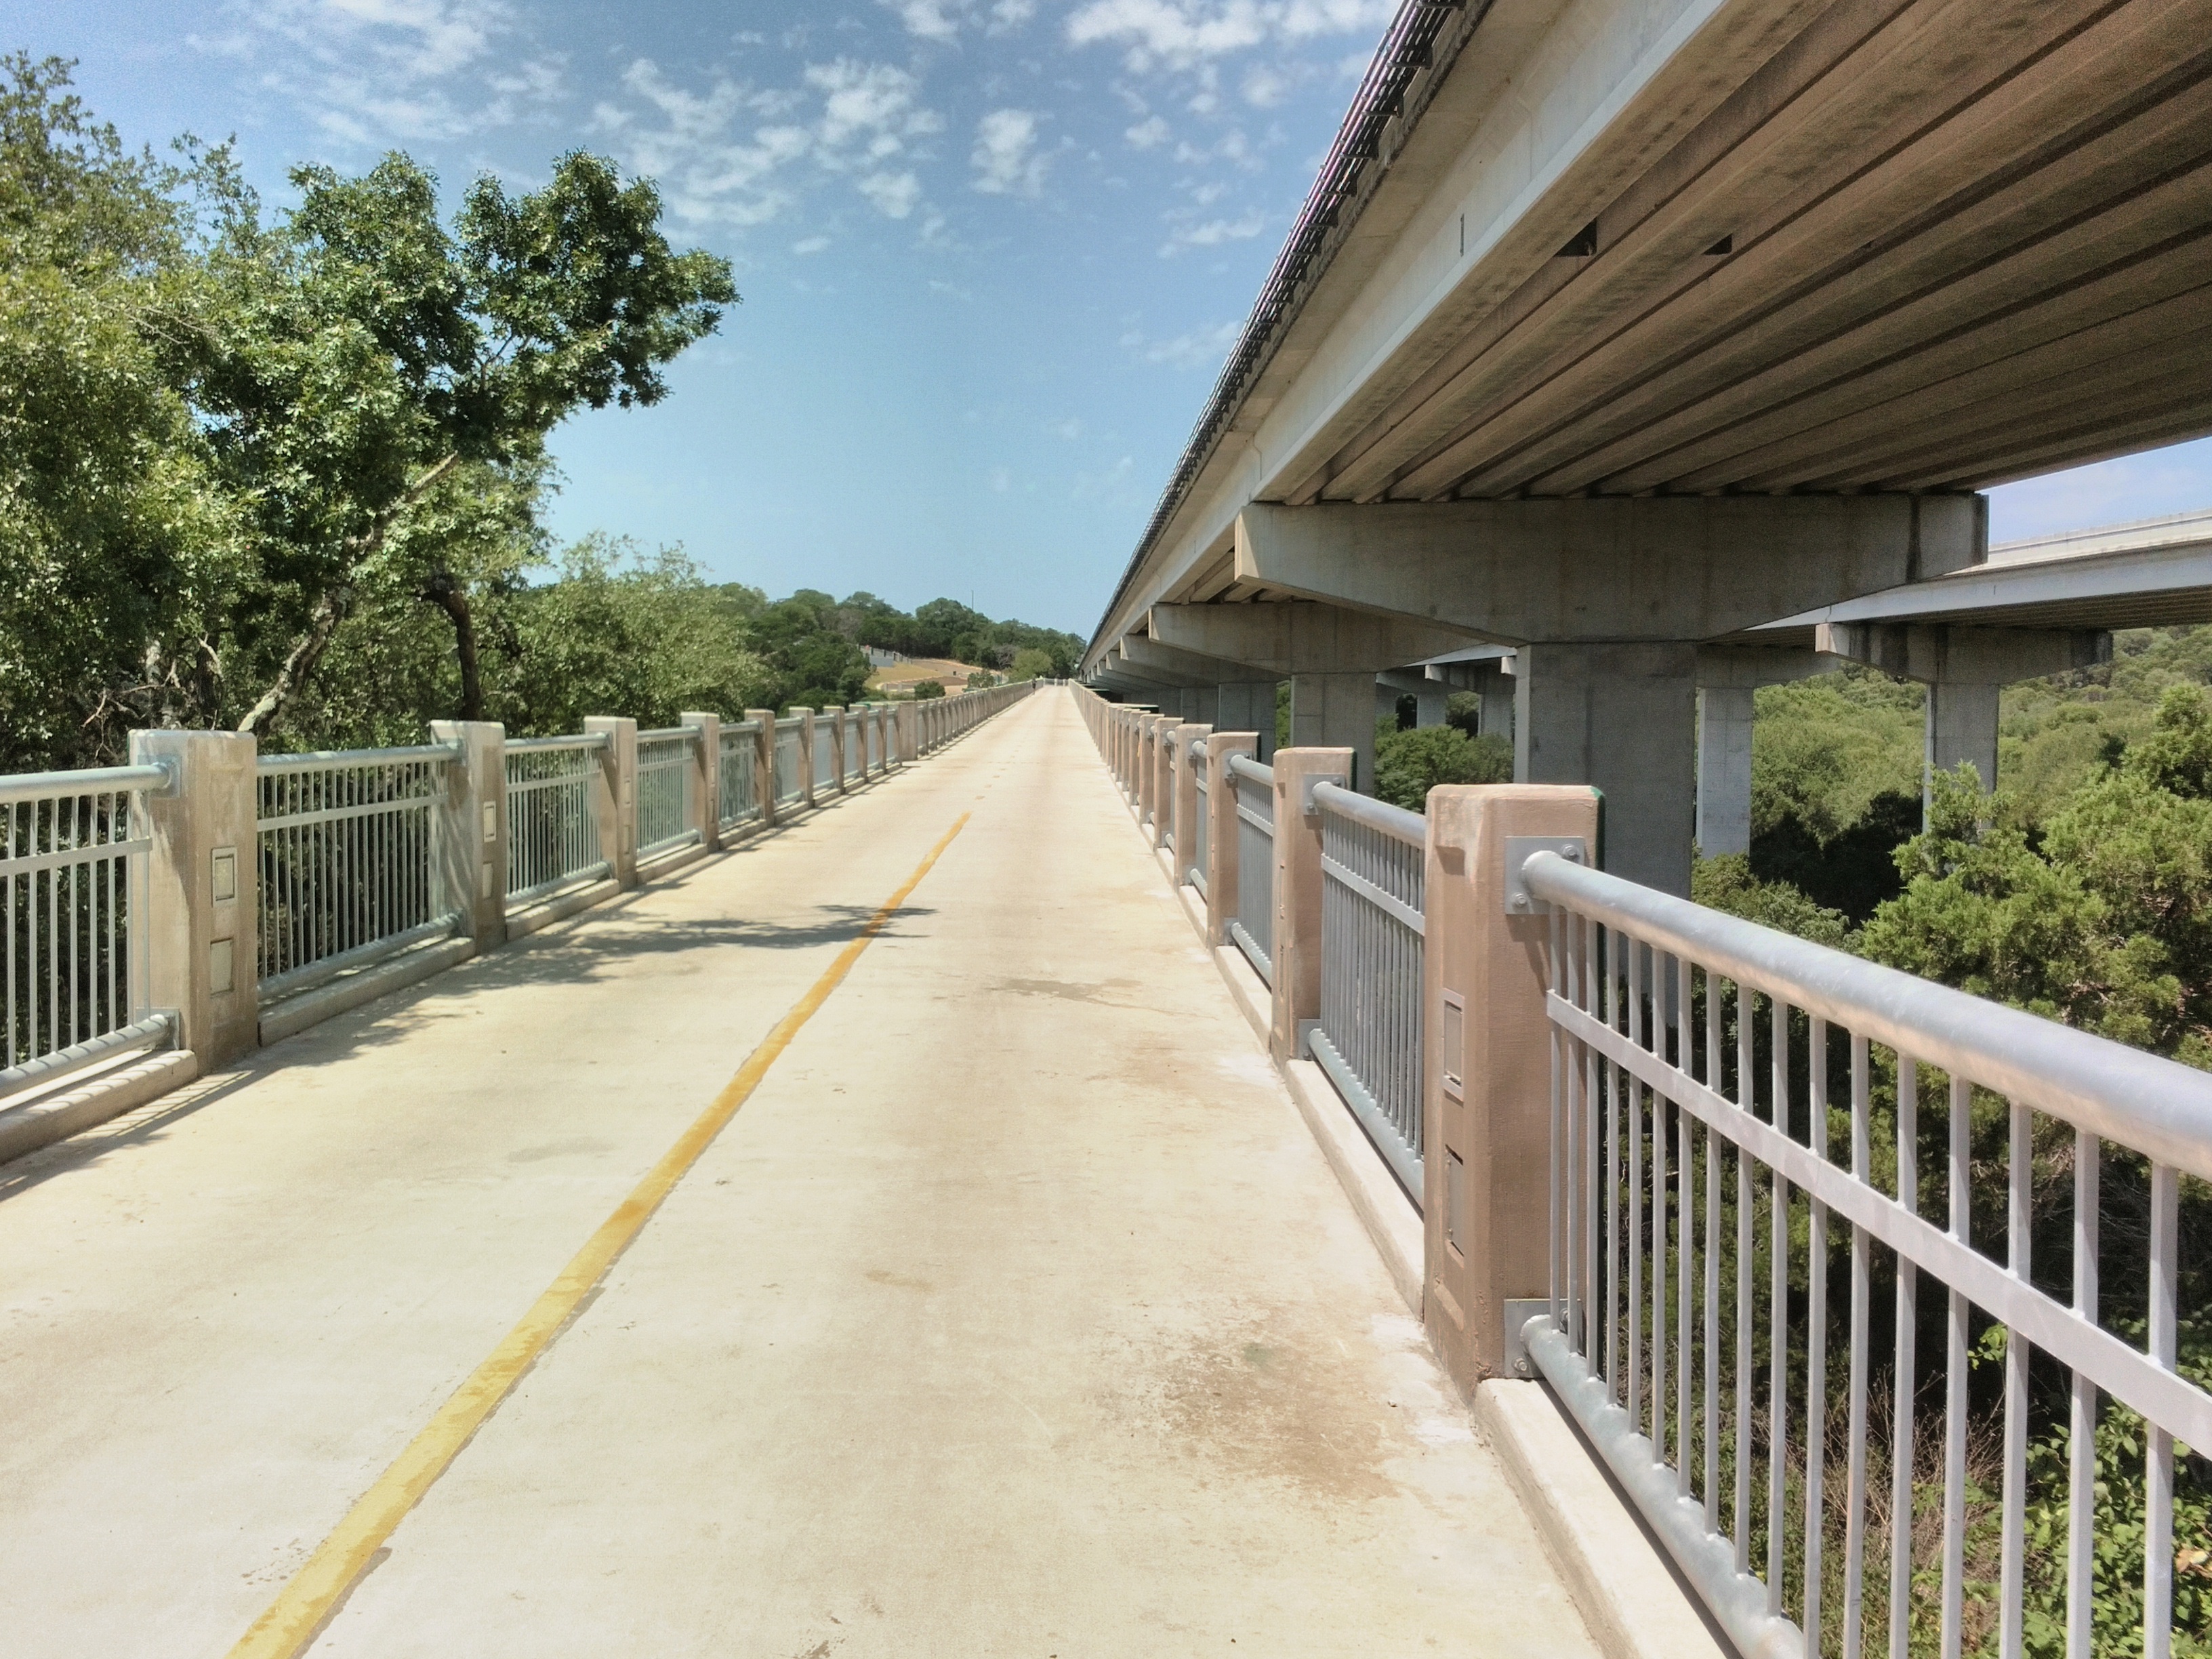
(506, 878, 621, 941)
(0, 1049, 201, 1165)
(259, 936, 476, 1047)
(1281, 1059, 1422, 1313)
(1474, 1379, 1734, 1659)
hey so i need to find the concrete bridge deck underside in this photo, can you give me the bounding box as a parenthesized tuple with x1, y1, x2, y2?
(0, 693, 1596, 1659)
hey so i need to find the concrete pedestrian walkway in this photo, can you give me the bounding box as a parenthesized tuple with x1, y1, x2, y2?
(0, 691, 1599, 1658)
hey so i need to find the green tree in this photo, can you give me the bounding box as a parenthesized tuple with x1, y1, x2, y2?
(1008, 647, 1054, 682)
(912, 678, 945, 701)
(1371, 720, 1512, 811)
(173, 146, 735, 737)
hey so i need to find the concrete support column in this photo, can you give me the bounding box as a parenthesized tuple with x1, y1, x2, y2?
(745, 710, 778, 827)
(1290, 673, 1375, 794)
(1171, 724, 1211, 880)
(1515, 642, 1697, 897)
(1268, 747, 1352, 1063)
(1926, 681, 2001, 801)
(1204, 734, 1258, 947)
(429, 719, 508, 950)
(1214, 683, 1277, 760)
(680, 712, 720, 851)
(792, 710, 817, 807)
(1695, 687, 1755, 859)
(1422, 783, 1601, 1390)
(1479, 662, 1516, 744)
(1189, 687, 1218, 726)
(584, 716, 638, 888)
(129, 729, 260, 1069)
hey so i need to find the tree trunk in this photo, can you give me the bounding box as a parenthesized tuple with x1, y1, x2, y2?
(422, 571, 483, 722)
(237, 584, 350, 738)
(234, 453, 462, 740)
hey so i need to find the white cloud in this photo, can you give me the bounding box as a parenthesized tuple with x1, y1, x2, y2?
(592, 56, 942, 228)
(1125, 114, 1170, 148)
(1160, 207, 1264, 255)
(204, 0, 562, 142)
(884, 0, 1036, 37)
(859, 169, 924, 218)
(972, 108, 1048, 196)
(1065, 0, 1393, 73)
(793, 234, 831, 253)
(1049, 416, 1084, 439)
(1130, 319, 1242, 369)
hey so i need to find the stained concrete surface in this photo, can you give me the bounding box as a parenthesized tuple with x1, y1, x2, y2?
(0, 691, 1597, 1658)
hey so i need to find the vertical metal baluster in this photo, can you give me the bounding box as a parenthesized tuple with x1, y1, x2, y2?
(1768, 996, 1790, 1613)
(1585, 915, 1602, 1372)
(1942, 1072, 1970, 1659)
(1607, 923, 1621, 1403)
(2067, 1130, 2099, 1659)
(1678, 959, 1694, 1502)
(1999, 1100, 2030, 1659)
(1629, 939, 1644, 1435)
(2144, 1161, 2177, 1659)
(1706, 981, 1722, 1533)
(1652, 951, 1670, 1467)
(1736, 1002, 1754, 1574)
(1891, 1054, 1920, 1659)
(1845, 1031, 1872, 1659)
(1550, 899, 1564, 1329)
(5, 802, 16, 1069)
(1806, 1015, 1830, 1652)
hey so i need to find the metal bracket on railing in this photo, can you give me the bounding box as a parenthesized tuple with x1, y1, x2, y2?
(1299, 770, 1349, 819)
(1502, 1300, 1551, 1380)
(1502, 837, 1584, 914)
(148, 756, 182, 797)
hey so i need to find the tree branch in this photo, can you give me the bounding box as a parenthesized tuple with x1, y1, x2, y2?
(419, 568, 483, 722)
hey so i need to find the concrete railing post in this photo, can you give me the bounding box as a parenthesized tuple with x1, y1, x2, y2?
(1422, 783, 1601, 1391)
(129, 729, 260, 1069)
(583, 716, 638, 888)
(1172, 724, 1210, 876)
(1267, 747, 1351, 1062)
(1149, 719, 1182, 848)
(429, 720, 508, 952)
(1204, 733, 1257, 947)
(791, 710, 817, 806)
(744, 710, 778, 827)
(896, 702, 918, 764)
(680, 712, 720, 851)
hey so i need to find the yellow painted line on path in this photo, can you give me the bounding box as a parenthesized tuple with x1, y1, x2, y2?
(226, 813, 975, 1659)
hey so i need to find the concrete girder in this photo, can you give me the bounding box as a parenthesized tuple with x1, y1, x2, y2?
(1147, 600, 1477, 676)
(1374, 668, 1448, 728)
(1116, 634, 1256, 687)
(1233, 498, 1986, 643)
(1816, 622, 2111, 806)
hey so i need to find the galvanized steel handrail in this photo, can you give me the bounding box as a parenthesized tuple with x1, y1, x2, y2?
(0, 763, 171, 805)
(0, 1010, 173, 1104)
(1522, 847, 2212, 1659)
(255, 750, 453, 998)
(635, 725, 699, 743)
(1229, 756, 1275, 986)
(256, 742, 460, 773)
(1525, 852, 2212, 1181)
(1311, 780, 1426, 1200)
(505, 732, 612, 755)
(506, 743, 605, 904)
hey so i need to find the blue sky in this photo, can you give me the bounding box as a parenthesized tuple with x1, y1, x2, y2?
(12, 0, 2212, 633)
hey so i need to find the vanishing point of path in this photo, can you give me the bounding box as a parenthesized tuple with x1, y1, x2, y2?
(0, 691, 1597, 1658)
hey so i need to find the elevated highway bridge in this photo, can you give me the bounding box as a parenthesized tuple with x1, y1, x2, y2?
(1083, 0, 2212, 893)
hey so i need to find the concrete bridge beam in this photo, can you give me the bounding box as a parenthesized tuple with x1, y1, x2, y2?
(1816, 622, 2110, 806)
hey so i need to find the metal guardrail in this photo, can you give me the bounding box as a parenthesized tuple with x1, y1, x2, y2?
(2, 766, 165, 1099)
(1311, 780, 1425, 1202)
(256, 747, 458, 999)
(813, 720, 836, 792)
(773, 719, 804, 807)
(719, 722, 761, 831)
(1521, 848, 2212, 1659)
(505, 737, 607, 905)
(1227, 753, 1274, 987)
(635, 733, 694, 859)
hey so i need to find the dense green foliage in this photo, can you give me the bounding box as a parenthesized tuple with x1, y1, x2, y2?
(1372, 719, 1512, 811)
(0, 59, 1080, 764)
